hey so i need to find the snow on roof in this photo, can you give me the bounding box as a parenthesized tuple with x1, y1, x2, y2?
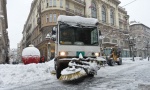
(57, 15, 99, 27)
(22, 45, 40, 56)
(130, 21, 142, 25)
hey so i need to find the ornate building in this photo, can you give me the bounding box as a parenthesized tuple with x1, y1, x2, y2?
(0, 0, 9, 64)
(21, 0, 86, 61)
(85, 0, 129, 56)
(130, 21, 150, 58)
(21, 0, 130, 60)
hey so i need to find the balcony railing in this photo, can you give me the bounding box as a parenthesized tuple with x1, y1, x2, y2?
(74, 11, 85, 17)
(119, 18, 127, 25)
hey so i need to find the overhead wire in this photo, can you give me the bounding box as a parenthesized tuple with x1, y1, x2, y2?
(122, 0, 138, 7)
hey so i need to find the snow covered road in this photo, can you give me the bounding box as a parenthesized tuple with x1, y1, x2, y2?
(1, 58, 150, 90)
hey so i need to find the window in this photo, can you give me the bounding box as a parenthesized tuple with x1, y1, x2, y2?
(112, 39, 117, 43)
(104, 38, 110, 42)
(66, 2, 69, 9)
(102, 5, 106, 23)
(59, 24, 99, 45)
(46, 0, 49, 7)
(46, 14, 49, 23)
(49, 14, 52, 22)
(53, 14, 57, 22)
(0, 1, 1, 10)
(110, 9, 114, 25)
(120, 42, 123, 45)
(49, 0, 52, 7)
(60, 0, 63, 8)
(53, 0, 56, 7)
(40, 37, 42, 42)
(91, 2, 97, 18)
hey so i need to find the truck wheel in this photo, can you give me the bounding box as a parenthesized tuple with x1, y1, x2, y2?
(88, 74, 94, 77)
(107, 59, 115, 66)
(56, 63, 62, 79)
(117, 58, 122, 65)
(54, 59, 57, 70)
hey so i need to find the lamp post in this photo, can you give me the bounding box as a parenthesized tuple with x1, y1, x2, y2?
(146, 40, 150, 61)
(11, 49, 15, 63)
(45, 33, 51, 61)
(128, 36, 135, 61)
(99, 35, 104, 56)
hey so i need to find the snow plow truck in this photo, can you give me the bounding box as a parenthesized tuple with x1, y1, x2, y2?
(50, 15, 103, 80)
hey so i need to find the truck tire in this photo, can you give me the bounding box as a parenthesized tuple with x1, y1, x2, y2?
(88, 74, 94, 77)
(107, 59, 115, 66)
(56, 62, 62, 79)
(55, 60, 69, 79)
(117, 58, 122, 65)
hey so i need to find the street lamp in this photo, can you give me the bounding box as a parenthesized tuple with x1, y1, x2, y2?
(45, 33, 51, 61)
(145, 40, 150, 61)
(11, 49, 15, 63)
(99, 35, 105, 56)
(128, 36, 135, 61)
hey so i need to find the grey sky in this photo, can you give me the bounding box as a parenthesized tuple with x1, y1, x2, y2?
(7, 0, 32, 49)
(7, 0, 150, 49)
(120, 0, 150, 26)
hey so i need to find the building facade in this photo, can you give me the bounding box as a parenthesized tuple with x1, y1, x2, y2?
(21, 0, 130, 60)
(85, 0, 129, 56)
(0, 0, 9, 64)
(130, 21, 150, 58)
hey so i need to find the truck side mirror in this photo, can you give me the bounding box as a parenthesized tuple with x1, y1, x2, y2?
(51, 35, 56, 41)
(99, 35, 104, 40)
(52, 26, 57, 35)
(51, 26, 57, 41)
(99, 30, 102, 35)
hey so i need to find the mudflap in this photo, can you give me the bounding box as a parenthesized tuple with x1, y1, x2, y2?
(55, 58, 70, 79)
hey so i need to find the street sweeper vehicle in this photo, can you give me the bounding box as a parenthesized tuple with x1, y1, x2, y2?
(50, 15, 103, 81)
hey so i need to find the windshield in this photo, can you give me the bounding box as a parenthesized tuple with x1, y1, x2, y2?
(59, 24, 99, 46)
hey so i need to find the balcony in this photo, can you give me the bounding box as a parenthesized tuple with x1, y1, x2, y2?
(66, 7, 75, 15)
(72, 0, 86, 7)
(74, 11, 85, 17)
(26, 24, 32, 33)
(119, 18, 127, 25)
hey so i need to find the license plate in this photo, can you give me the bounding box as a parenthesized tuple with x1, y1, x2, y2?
(76, 51, 85, 57)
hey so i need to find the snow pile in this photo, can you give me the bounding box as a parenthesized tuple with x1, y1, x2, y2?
(0, 59, 55, 88)
(0, 57, 150, 89)
(22, 45, 40, 56)
(57, 15, 99, 26)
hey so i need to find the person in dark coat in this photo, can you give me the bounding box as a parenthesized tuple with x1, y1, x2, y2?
(40, 56, 45, 63)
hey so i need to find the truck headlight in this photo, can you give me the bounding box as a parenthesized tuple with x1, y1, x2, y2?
(95, 52, 99, 57)
(59, 51, 68, 56)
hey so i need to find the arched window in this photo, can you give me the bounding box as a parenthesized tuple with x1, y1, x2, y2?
(104, 38, 110, 42)
(112, 39, 117, 43)
(120, 41, 123, 45)
(110, 9, 114, 25)
(91, 2, 97, 18)
(102, 5, 106, 23)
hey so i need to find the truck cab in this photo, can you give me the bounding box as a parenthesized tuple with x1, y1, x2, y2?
(51, 15, 101, 79)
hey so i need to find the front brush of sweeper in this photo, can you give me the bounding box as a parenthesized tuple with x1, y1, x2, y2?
(59, 66, 86, 81)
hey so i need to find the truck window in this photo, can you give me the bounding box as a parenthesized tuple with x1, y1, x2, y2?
(59, 24, 99, 46)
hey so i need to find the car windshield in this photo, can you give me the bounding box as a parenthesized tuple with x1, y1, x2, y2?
(59, 23, 99, 46)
